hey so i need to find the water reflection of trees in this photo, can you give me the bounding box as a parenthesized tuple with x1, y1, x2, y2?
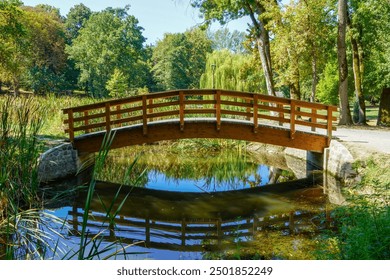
(96, 145, 296, 191)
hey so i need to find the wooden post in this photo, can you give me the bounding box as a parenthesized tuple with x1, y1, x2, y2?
(327, 106, 333, 144)
(290, 100, 296, 139)
(148, 99, 153, 122)
(84, 111, 90, 133)
(253, 95, 258, 133)
(142, 95, 148, 135)
(179, 91, 184, 131)
(68, 109, 74, 142)
(216, 90, 221, 131)
(278, 104, 284, 126)
(116, 105, 121, 124)
(311, 108, 317, 132)
(105, 103, 111, 132)
(246, 98, 251, 121)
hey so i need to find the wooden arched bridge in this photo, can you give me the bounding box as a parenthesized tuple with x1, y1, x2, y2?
(63, 89, 337, 153)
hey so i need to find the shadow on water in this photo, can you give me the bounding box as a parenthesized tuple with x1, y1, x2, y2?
(41, 145, 343, 260)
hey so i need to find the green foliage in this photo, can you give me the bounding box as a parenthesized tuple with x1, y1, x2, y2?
(64, 3, 92, 42)
(200, 49, 263, 92)
(152, 28, 212, 90)
(66, 7, 146, 97)
(268, 0, 336, 100)
(0, 0, 27, 92)
(317, 60, 339, 105)
(350, 0, 390, 97)
(24, 66, 68, 94)
(106, 68, 130, 98)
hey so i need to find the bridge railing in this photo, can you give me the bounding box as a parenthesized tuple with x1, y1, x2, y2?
(63, 89, 337, 142)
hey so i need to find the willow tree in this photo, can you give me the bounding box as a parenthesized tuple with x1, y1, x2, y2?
(200, 49, 263, 91)
(192, 0, 277, 96)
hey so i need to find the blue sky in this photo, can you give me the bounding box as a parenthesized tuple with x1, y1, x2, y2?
(21, 0, 251, 44)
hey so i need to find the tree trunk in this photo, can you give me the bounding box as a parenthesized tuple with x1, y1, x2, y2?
(347, 11, 366, 125)
(337, 0, 353, 125)
(256, 37, 275, 96)
(290, 66, 301, 101)
(246, 2, 275, 96)
(377, 88, 390, 126)
(351, 36, 366, 124)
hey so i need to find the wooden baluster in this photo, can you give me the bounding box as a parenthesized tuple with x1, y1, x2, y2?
(116, 105, 121, 127)
(68, 108, 74, 142)
(278, 104, 284, 126)
(142, 95, 148, 135)
(216, 90, 221, 131)
(253, 95, 258, 133)
(179, 91, 184, 131)
(290, 100, 296, 139)
(148, 99, 154, 122)
(105, 103, 111, 132)
(84, 111, 90, 133)
(246, 98, 251, 121)
(311, 108, 317, 132)
(327, 106, 333, 145)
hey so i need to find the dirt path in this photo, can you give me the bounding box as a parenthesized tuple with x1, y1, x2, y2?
(333, 126, 390, 158)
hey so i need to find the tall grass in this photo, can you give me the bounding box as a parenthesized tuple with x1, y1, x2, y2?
(0, 95, 51, 259)
(0, 96, 44, 214)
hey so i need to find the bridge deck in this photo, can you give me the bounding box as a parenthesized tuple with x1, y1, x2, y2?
(63, 89, 337, 153)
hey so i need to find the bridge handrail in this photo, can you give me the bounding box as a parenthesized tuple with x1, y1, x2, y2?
(63, 89, 337, 142)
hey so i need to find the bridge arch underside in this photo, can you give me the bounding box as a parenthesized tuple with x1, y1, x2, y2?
(72, 119, 329, 154)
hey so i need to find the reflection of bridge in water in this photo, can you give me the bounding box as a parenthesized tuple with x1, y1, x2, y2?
(67, 176, 332, 252)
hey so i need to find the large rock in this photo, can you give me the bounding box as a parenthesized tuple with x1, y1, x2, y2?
(325, 140, 356, 181)
(38, 143, 78, 182)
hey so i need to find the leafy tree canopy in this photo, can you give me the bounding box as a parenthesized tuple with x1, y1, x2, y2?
(66, 6, 146, 97)
(152, 28, 212, 90)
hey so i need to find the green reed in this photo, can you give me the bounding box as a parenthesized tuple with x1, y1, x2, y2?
(0, 96, 44, 214)
(0, 95, 50, 259)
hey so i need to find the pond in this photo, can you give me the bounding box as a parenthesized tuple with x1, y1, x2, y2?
(42, 141, 336, 260)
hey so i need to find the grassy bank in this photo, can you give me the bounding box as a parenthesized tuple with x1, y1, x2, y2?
(316, 154, 389, 259)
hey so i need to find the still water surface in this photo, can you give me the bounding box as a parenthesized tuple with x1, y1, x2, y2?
(45, 145, 332, 260)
